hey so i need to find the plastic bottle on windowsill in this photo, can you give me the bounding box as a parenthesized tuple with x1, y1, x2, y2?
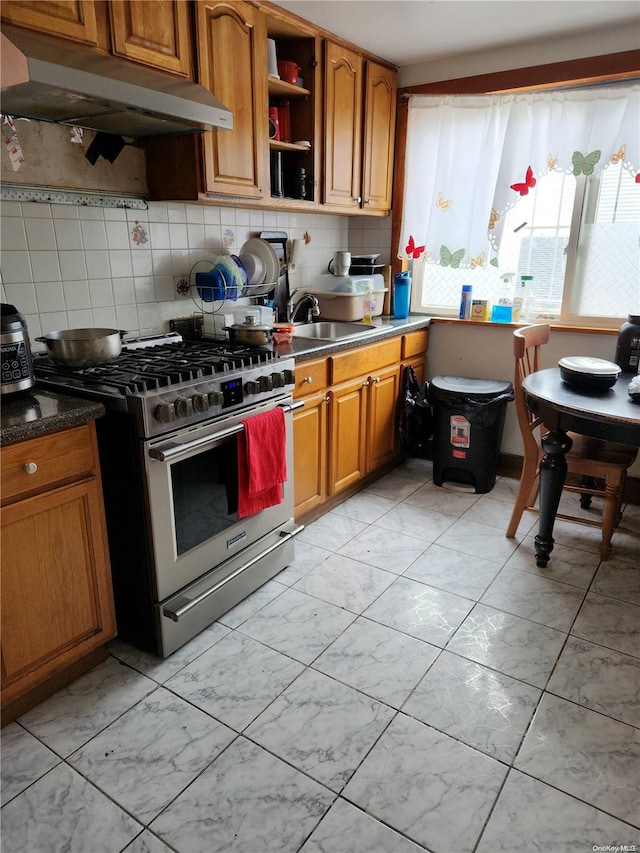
(492, 273, 514, 322)
(513, 275, 535, 323)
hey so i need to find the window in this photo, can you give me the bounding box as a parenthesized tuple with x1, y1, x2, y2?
(413, 161, 640, 326)
(400, 84, 640, 328)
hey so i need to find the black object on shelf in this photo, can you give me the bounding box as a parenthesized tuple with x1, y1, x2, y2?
(270, 150, 283, 198)
(284, 166, 306, 200)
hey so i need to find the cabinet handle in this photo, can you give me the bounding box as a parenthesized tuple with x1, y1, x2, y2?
(364, 199, 372, 205)
(353, 196, 362, 204)
(372, 376, 380, 383)
(23, 462, 38, 474)
(363, 380, 370, 387)
(324, 396, 330, 404)
(303, 376, 313, 384)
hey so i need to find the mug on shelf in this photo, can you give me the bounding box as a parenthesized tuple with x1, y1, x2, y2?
(268, 107, 280, 140)
(328, 251, 351, 276)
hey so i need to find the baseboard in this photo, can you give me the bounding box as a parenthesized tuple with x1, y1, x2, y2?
(499, 453, 640, 506)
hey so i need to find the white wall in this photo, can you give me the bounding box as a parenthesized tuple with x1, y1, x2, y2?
(429, 321, 640, 478)
(0, 199, 349, 342)
(398, 22, 638, 87)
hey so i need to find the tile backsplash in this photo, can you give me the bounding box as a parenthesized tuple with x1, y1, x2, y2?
(0, 199, 392, 344)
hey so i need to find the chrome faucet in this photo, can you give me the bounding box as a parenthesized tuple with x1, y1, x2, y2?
(287, 289, 320, 323)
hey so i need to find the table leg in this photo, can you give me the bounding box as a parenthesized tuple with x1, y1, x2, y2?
(535, 430, 573, 568)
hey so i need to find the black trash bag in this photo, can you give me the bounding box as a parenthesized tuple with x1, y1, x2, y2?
(398, 365, 433, 458)
(429, 387, 514, 429)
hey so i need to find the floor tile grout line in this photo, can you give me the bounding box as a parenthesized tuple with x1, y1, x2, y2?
(4, 469, 638, 851)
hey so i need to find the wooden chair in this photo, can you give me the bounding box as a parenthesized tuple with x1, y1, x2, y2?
(506, 324, 637, 560)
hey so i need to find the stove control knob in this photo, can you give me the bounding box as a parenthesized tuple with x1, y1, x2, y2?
(244, 380, 260, 395)
(271, 372, 285, 388)
(260, 375, 273, 392)
(155, 403, 176, 424)
(175, 397, 193, 418)
(208, 390, 224, 407)
(282, 369, 295, 385)
(192, 393, 209, 413)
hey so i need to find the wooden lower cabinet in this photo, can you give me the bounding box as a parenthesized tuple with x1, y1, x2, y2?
(293, 330, 428, 520)
(366, 363, 401, 472)
(1, 422, 116, 723)
(292, 388, 328, 517)
(328, 376, 368, 494)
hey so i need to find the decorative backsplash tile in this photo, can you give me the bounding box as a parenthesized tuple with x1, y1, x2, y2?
(0, 200, 391, 341)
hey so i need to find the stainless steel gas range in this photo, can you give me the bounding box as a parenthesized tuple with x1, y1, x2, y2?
(34, 333, 302, 657)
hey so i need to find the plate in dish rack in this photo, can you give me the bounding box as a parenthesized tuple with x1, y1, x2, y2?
(240, 238, 280, 288)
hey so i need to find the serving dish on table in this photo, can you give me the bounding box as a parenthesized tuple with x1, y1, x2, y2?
(558, 356, 621, 392)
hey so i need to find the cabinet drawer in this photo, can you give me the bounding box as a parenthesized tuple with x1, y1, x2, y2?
(330, 338, 401, 385)
(294, 358, 328, 398)
(402, 329, 429, 359)
(1, 424, 96, 504)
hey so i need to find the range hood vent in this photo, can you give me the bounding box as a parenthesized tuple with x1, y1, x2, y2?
(1, 24, 233, 137)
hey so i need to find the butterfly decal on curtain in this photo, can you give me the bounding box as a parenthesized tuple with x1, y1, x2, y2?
(547, 154, 559, 170)
(436, 192, 452, 211)
(405, 235, 425, 259)
(470, 253, 485, 269)
(439, 245, 465, 268)
(610, 145, 626, 164)
(488, 209, 500, 230)
(510, 166, 536, 196)
(572, 150, 601, 176)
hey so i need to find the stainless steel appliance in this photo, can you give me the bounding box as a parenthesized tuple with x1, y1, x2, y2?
(34, 333, 302, 656)
(1, 303, 35, 395)
(1, 24, 232, 137)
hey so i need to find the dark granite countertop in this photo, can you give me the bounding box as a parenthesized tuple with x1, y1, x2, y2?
(273, 314, 431, 361)
(1, 389, 105, 447)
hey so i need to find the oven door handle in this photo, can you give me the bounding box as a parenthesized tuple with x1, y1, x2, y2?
(149, 400, 304, 462)
(162, 524, 305, 622)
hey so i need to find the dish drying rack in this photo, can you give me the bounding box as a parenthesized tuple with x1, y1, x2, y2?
(187, 258, 277, 313)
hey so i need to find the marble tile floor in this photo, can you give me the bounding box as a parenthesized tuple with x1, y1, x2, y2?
(2, 460, 640, 853)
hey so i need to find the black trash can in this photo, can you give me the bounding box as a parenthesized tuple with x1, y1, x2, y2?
(431, 375, 514, 494)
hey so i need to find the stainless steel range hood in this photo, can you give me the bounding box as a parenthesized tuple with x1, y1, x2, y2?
(1, 24, 233, 137)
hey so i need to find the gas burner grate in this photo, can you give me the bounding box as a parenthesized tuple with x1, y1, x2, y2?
(33, 338, 279, 395)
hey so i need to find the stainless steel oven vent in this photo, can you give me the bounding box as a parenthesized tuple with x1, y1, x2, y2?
(1, 24, 233, 137)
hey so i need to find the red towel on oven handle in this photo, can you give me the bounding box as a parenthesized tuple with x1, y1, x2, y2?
(237, 406, 287, 519)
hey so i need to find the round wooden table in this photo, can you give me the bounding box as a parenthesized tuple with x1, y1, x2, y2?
(521, 368, 640, 566)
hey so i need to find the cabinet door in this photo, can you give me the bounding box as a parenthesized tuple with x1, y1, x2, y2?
(328, 377, 367, 495)
(323, 40, 363, 209)
(1, 0, 99, 44)
(293, 391, 328, 518)
(109, 0, 192, 77)
(1, 479, 116, 704)
(362, 60, 397, 212)
(196, 1, 268, 197)
(367, 363, 401, 472)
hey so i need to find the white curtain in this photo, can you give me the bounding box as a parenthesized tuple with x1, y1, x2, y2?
(399, 84, 640, 270)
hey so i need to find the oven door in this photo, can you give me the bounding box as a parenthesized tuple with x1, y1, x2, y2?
(144, 396, 296, 602)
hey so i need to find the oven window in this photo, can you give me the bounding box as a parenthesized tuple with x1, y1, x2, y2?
(171, 440, 239, 556)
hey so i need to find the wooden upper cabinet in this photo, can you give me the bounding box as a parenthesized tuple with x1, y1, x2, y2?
(0, 0, 99, 45)
(323, 40, 363, 209)
(195, 1, 268, 198)
(362, 60, 397, 212)
(109, 0, 193, 77)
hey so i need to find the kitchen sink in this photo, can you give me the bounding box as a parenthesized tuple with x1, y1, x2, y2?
(293, 321, 378, 341)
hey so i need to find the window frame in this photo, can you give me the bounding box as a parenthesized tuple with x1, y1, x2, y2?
(391, 51, 640, 330)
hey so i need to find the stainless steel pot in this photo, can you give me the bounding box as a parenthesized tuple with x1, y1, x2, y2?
(36, 328, 126, 367)
(226, 322, 273, 347)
